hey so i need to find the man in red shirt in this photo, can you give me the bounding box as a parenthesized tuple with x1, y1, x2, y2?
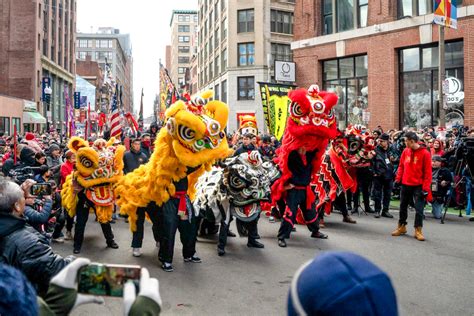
(392, 132, 432, 241)
(60, 150, 75, 240)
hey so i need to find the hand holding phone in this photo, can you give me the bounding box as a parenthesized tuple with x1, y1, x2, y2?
(30, 183, 52, 196)
(77, 263, 141, 297)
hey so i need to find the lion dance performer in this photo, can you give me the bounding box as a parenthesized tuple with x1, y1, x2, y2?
(272, 84, 338, 248)
(314, 125, 376, 225)
(115, 91, 231, 272)
(61, 137, 125, 254)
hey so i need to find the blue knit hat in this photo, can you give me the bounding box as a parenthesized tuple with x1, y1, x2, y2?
(0, 264, 38, 316)
(288, 251, 398, 316)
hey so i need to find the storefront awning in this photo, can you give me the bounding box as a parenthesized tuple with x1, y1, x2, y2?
(23, 111, 47, 124)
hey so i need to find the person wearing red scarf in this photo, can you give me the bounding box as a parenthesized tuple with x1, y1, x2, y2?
(59, 151, 76, 240)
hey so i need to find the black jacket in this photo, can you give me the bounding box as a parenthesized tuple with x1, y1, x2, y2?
(0, 213, 72, 294)
(288, 150, 317, 186)
(24, 198, 52, 233)
(123, 150, 149, 174)
(373, 145, 394, 180)
(431, 167, 453, 199)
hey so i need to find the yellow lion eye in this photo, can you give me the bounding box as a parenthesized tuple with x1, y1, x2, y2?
(207, 120, 221, 136)
(80, 156, 93, 168)
(178, 125, 196, 141)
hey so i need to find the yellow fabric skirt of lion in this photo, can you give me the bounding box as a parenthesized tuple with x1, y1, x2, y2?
(115, 91, 232, 231)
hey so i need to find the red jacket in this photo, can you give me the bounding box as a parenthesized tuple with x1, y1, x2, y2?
(60, 160, 74, 188)
(396, 145, 432, 193)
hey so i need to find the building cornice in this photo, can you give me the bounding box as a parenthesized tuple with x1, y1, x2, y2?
(41, 56, 75, 83)
(292, 5, 474, 50)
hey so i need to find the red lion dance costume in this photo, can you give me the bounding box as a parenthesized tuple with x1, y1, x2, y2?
(272, 85, 338, 245)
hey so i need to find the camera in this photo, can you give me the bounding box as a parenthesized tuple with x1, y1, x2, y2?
(8, 166, 41, 185)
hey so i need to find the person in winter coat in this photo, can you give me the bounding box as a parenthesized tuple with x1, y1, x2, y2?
(46, 144, 62, 185)
(0, 180, 73, 295)
(123, 138, 149, 174)
(430, 155, 453, 219)
(21, 179, 53, 235)
(372, 133, 395, 218)
(430, 139, 445, 157)
(392, 132, 432, 241)
(233, 133, 256, 156)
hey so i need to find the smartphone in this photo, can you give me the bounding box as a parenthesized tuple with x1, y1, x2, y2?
(30, 183, 52, 196)
(77, 263, 141, 297)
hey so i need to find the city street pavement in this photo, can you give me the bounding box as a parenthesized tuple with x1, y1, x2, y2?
(52, 211, 474, 316)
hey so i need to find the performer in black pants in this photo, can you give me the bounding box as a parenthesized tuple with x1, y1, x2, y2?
(277, 147, 327, 248)
(131, 202, 161, 257)
(159, 167, 201, 272)
(73, 191, 118, 254)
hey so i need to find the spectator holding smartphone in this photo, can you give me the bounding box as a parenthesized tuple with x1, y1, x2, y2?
(20, 179, 53, 235)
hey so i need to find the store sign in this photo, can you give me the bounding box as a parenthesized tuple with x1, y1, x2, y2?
(362, 110, 371, 124)
(274, 61, 296, 82)
(23, 100, 37, 112)
(444, 77, 464, 104)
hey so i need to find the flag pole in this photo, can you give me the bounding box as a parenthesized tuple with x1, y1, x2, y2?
(438, 24, 446, 128)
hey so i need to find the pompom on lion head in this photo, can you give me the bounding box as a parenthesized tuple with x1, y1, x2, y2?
(287, 84, 338, 140)
(163, 90, 231, 167)
(67, 136, 125, 188)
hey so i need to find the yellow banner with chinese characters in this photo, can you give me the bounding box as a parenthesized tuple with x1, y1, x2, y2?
(258, 82, 294, 141)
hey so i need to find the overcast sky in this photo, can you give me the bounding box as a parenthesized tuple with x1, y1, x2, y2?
(77, 0, 197, 117)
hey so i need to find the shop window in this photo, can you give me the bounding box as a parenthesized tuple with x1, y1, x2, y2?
(0, 117, 11, 135)
(323, 55, 368, 128)
(399, 41, 464, 128)
(12, 118, 21, 134)
(238, 76, 255, 100)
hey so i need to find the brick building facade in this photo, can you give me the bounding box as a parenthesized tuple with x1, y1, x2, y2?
(0, 0, 77, 133)
(292, 0, 474, 130)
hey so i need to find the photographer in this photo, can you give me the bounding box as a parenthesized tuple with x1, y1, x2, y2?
(0, 180, 73, 296)
(21, 179, 53, 236)
(430, 156, 453, 219)
(46, 144, 62, 185)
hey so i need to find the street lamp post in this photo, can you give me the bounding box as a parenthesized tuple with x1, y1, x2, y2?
(44, 85, 52, 132)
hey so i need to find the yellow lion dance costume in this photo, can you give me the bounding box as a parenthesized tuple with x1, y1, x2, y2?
(61, 137, 125, 223)
(115, 91, 232, 231)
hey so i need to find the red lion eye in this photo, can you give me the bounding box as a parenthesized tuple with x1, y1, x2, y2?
(311, 101, 325, 114)
(290, 102, 304, 117)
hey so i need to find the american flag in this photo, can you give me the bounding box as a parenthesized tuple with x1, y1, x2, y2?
(110, 87, 122, 138)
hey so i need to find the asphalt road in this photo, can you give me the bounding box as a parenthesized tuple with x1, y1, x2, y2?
(52, 210, 474, 316)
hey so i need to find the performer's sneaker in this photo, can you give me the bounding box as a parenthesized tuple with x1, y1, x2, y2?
(132, 248, 142, 257)
(311, 231, 328, 239)
(184, 256, 202, 263)
(278, 239, 287, 248)
(374, 212, 381, 218)
(247, 240, 264, 248)
(73, 248, 81, 254)
(217, 247, 225, 256)
(343, 215, 357, 224)
(107, 241, 119, 249)
(227, 230, 236, 237)
(382, 211, 394, 218)
(65, 231, 73, 240)
(162, 263, 174, 272)
(52, 237, 65, 243)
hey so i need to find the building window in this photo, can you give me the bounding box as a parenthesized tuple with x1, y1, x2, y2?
(399, 41, 464, 129)
(99, 40, 110, 48)
(221, 48, 227, 71)
(178, 36, 190, 43)
(323, 0, 368, 35)
(238, 9, 254, 33)
(221, 18, 227, 40)
(238, 43, 255, 66)
(215, 1, 219, 21)
(271, 43, 293, 62)
(178, 67, 186, 74)
(78, 51, 87, 60)
(323, 55, 368, 128)
(215, 83, 220, 100)
(178, 46, 190, 53)
(209, 61, 214, 79)
(221, 79, 227, 103)
(238, 76, 255, 100)
(78, 39, 89, 48)
(0, 117, 10, 135)
(178, 25, 190, 32)
(215, 55, 219, 75)
(358, 0, 368, 27)
(215, 28, 219, 47)
(210, 35, 213, 52)
(271, 10, 294, 34)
